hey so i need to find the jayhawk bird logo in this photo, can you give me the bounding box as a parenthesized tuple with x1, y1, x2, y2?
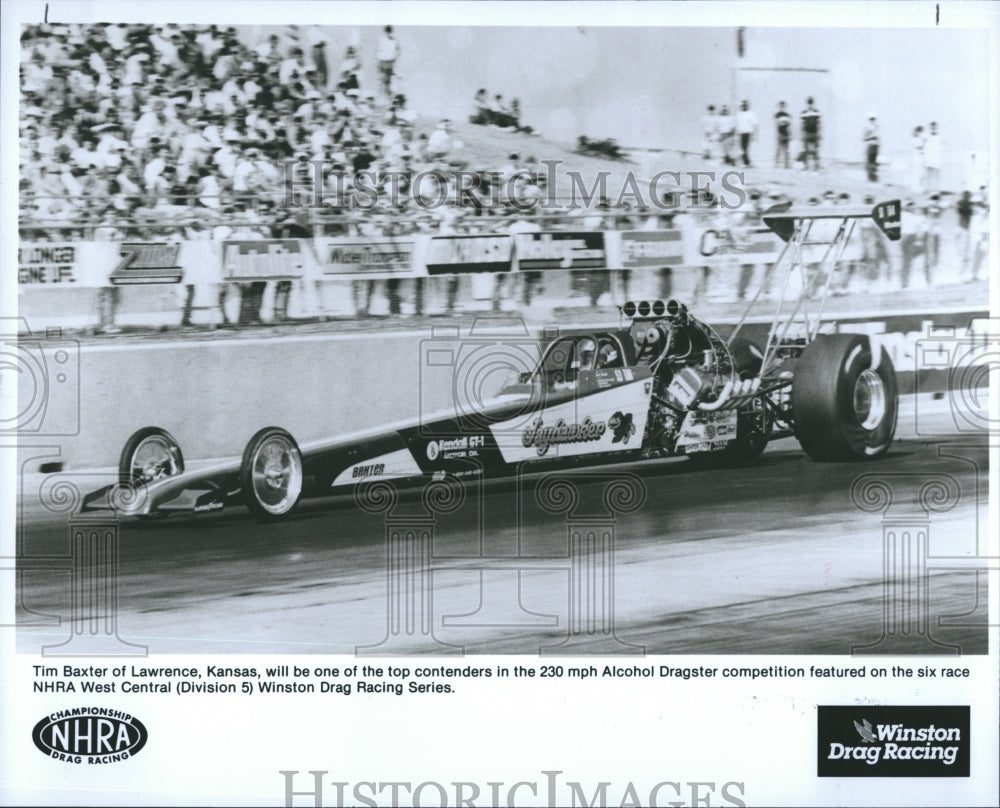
(609, 412, 635, 444)
(854, 719, 876, 743)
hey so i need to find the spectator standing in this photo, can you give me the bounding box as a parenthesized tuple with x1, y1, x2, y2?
(923, 194, 942, 282)
(863, 114, 879, 182)
(132, 98, 174, 149)
(701, 105, 717, 161)
(95, 124, 130, 170)
(507, 215, 542, 306)
(910, 126, 926, 192)
(773, 101, 791, 168)
(899, 201, 928, 289)
(376, 26, 400, 97)
(427, 119, 453, 160)
(956, 191, 975, 276)
(801, 97, 821, 170)
(279, 46, 308, 86)
(924, 121, 942, 193)
(339, 45, 361, 92)
(735, 100, 758, 167)
(471, 88, 490, 125)
(860, 215, 892, 290)
(717, 105, 735, 165)
(196, 165, 222, 209)
(966, 196, 988, 281)
(311, 40, 328, 90)
(256, 34, 283, 66)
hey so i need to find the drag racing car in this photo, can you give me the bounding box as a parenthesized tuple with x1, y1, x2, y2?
(81, 199, 902, 521)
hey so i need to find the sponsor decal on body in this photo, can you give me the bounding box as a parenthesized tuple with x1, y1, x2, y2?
(331, 448, 423, 487)
(491, 381, 650, 462)
(352, 463, 385, 479)
(522, 415, 607, 457)
(608, 411, 636, 443)
(426, 435, 486, 461)
(675, 409, 738, 449)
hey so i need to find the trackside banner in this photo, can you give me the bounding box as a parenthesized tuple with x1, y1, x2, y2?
(514, 231, 606, 270)
(317, 236, 418, 278)
(680, 222, 864, 267)
(425, 234, 512, 274)
(110, 243, 183, 285)
(618, 229, 685, 268)
(17, 243, 112, 287)
(692, 226, 782, 265)
(222, 239, 309, 280)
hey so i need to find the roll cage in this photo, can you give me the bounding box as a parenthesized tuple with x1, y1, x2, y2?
(531, 332, 635, 390)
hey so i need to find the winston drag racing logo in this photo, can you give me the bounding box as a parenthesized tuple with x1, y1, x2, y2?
(32, 707, 148, 764)
(817, 706, 969, 777)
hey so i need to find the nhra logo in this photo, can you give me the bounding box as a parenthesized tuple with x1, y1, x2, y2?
(817, 706, 969, 777)
(32, 707, 148, 765)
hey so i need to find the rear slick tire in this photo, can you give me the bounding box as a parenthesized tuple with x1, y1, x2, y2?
(792, 333, 898, 461)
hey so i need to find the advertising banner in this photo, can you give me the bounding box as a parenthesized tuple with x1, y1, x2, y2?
(688, 225, 784, 266)
(686, 223, 864, 267)
(317, 236, 417, 278)
(16, 243, 111, 287)
(514, 231, 606, 270)
(110, 243, 183, 285)
(221, 239, 308, 280)
(619, 229, 685, 268)
(425, 234, 512, 274)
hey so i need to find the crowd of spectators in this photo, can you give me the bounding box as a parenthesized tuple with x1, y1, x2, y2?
(19, 25, 988, 306)
(702, 97, 814, 169)
(19, 22, 536, 241)
(18, 23, 573, 246)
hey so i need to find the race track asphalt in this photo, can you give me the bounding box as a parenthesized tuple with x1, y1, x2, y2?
(15, 398, 990, 656)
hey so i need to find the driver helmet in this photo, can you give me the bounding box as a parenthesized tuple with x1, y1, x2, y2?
(598, 343, 618, 367)
(576, 338, 597, 370)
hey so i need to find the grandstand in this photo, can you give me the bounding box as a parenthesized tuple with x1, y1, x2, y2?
(17, 22, 990, 331)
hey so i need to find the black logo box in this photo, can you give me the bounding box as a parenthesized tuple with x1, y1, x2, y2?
(818, 706, 970, 777)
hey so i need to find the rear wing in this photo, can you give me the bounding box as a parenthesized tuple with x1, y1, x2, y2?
(762, 199, 901, 242)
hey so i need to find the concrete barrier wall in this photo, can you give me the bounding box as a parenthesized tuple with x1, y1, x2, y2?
(20, 331, 473, 471)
